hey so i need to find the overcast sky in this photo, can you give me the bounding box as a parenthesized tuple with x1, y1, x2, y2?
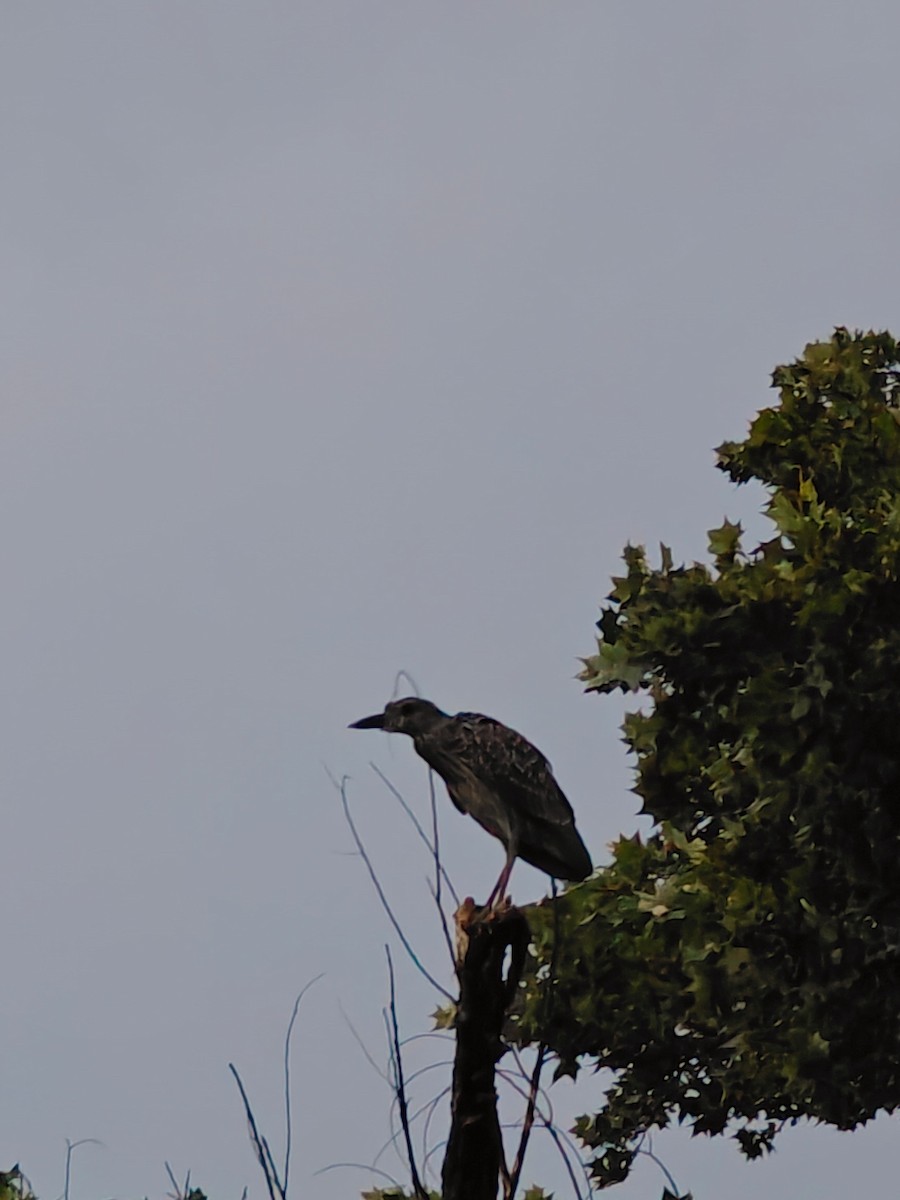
(3, 4, 900, 1199)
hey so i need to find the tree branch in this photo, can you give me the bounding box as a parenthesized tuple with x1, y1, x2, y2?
(386, 946, 430, 1200)
(332, 770, 453, 1001)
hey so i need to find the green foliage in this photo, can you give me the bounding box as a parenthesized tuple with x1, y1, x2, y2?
(0, 1166, 208, 1200)
(518, 330, 900, 1186)
(0, 1170, 36, 1200)
(361, 1191, 440, 1199)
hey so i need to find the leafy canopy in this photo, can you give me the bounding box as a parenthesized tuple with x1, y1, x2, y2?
(519, 328, 900, 1187)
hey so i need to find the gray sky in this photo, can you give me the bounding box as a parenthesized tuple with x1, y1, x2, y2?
(2, 4, 899, 1198)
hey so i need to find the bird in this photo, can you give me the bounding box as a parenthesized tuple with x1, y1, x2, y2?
(349, 697, 592, 906)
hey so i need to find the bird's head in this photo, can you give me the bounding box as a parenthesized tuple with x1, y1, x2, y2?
(349, 696, 446, 736)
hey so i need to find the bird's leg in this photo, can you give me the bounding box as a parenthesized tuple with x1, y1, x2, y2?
(486, 843, 516, 909)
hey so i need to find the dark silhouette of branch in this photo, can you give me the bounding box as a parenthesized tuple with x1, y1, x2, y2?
(507, 879, 562, 1199)
(506, 1048, 547, 1196)
(339, 1001, 392, 1084)
(421, 765, 459, 967)
(63, 1138, 102, 1200)
(386, 945, 429, 1200)
(635, 1132, 683, 1198)
(163, 1162, 181, 1198)
(391, 669, 423, 701)
(375, 1073, 452, 1176)
(442, 901, 530, 1200)
(342, 999, 451, 1186)
(164, 1162, 211, 1200)
(427, 875, 457, 969)
(282, 974, 324, 1196)
(228, 1063, 282, 1200)
(428, 767, 444, 908)
(499, 1058, 591, 1200)
(363, 761, 458, 982)
(370, 763, 460, 907)
(332, 770, 453, 1000)
(422, 1136, 449, 1177)
(420, 1086, 451, 1183)
(313, 1161, 403, 1188)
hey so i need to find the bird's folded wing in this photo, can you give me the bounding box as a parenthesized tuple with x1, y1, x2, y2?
(446, 712, 576, 827)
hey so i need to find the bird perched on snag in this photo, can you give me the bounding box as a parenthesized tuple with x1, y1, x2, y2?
(349, 697, 592, 906)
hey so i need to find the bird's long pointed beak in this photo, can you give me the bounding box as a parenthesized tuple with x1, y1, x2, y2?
(348, 712, 386, 730)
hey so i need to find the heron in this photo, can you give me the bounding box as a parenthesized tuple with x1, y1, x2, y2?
(349, 697, 592, 906)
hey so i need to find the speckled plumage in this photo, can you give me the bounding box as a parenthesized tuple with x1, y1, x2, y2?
(350, 697, 592, 904)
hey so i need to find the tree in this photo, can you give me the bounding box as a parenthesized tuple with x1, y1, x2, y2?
(516, 327, 900, 1187)
(20, 333, 892, 1198)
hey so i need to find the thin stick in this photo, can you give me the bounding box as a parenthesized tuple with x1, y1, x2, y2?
(260, 1135, 282, 1200)
(375, 1078, 452, 1171)
(420, 1085, 452, 1181)
(422, 1136, 449, 1175)
(229, 1063, 280, 1200)
(164, 1162, 194, 1200)
(636, 1132, 681, 1198)
(368, 763, 456, 964)
(506, 1043, 547, 1197)
(428, 768, 442, 908)
(333, 771, 453, 1001)
(507, 879, 562, 1197)
(391, 669, 423, 700)
(64, 1139, 101, 1200)
(339, 1001, 392, 1084)
(370, 764, 459, 906)
(164, 1162, 180, 1198)
(312, 1162, 402, 1187)
(427, 876, 456, 966)
(499, 1060, 590, 1200)
(282, 973, 325, 1196)
(385, 946, 429, 1200)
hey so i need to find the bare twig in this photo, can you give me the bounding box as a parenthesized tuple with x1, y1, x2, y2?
(164, 1163, 199, 1200)
(428, 768, 442, 908)
(342, 1000, 450, 1183)
(506, 879, 562, 1198)
(386, 946, 429, 1200)
(313, 1161, 403, 1188)
(260, 1137, 282, 1199)
(63, 1138, 102, 1200)
(540, 1122, 590, 1200)
(423, 762, 460, 969)
(499, 1060, 590, 1200)
(422, 1136, 449, 1175)
(331, 770, 453, 1001)
(339, 1001, 392, 1085)
(282, 974, 325, 1196)
(391, 670, 422, 700)
(369, 760, 458, 963)
(370, 763, 460, 906)
(427, 876, 457, 966)
(229, 1063, 281, 1200)
(164, 1162, 180, 1197)
(375, 1076, 452, 1172)
(506, 1047, 547, 1196)
(420, 1086, 452, 1182)
(635, 1132, 682, 1198)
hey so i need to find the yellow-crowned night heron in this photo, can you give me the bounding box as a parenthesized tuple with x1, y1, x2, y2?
(349, 697, 592, 905)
